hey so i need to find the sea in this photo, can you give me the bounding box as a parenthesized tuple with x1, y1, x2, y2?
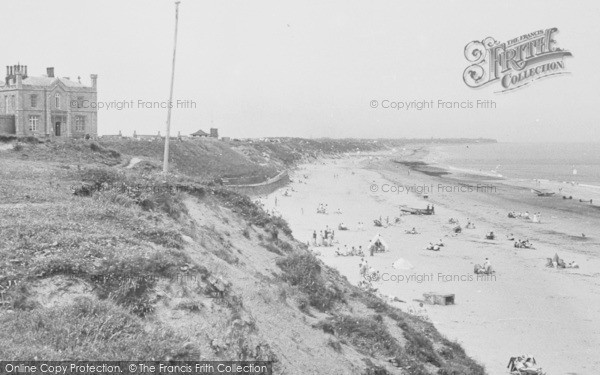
(429, 143, 600, 187)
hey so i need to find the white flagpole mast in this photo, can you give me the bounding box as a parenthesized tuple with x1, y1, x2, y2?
(163, 0, 181, 174)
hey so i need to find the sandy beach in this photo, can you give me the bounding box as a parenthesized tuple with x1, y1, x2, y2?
(260, 149, 600, 375)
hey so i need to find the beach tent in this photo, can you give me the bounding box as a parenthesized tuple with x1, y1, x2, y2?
(369, 234, 389, 252)
(392, 258, 414, 270)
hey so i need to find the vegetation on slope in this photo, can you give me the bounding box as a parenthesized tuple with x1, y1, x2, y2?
(0, 138, 485, 374)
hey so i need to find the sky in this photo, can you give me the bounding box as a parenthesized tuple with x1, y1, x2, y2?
(2, 0, 599, 142)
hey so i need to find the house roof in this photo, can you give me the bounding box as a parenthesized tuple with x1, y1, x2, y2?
(21, 76, 88, 88)
(191, 129, 209, 136)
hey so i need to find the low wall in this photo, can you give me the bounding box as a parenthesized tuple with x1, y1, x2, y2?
(225, 171, 290, 196)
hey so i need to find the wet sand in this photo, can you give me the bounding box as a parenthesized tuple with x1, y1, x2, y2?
(260, 149, 600, 375)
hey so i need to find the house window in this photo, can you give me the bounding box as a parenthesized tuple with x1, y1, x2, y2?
(77, 96, 84, 108)
(10, 95, 15, 109)
(75, 116, 86, 131)
(30, 94, 37, 108)
(55, 93, 60, 109)
(29, 115, 39, 131)
(3, 96, 7, 114)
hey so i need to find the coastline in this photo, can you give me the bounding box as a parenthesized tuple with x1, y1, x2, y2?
(260, 145, 600, 375)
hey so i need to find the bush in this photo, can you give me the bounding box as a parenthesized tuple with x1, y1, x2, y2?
(276, 253, 344, 311)
(322, 314, 402, 357)
(0, 134, 17, 143)
(399, 321, 442, 367)
(212, 189, 292, 235)
(0, 297, 199, 359)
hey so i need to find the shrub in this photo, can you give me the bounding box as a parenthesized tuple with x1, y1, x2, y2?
(323, 314, 402, 357)
(0, 134, 17, 143)
(0, 297, 199, 359)
(276, 253, 344, 311)
(399, 321, 442, 367)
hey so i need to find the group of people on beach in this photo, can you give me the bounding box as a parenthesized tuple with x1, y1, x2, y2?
(425, 239, 444, 251)
(311, 227, 336, 247)
(546, 253, 579, 269)
(474, 257, 493, 275)
(336, 245, 364, 257)
(316, 203, 328, 214)
(507, 355, 545, 375)
(374, 215, 401, 227)
(508, 210, 542, 223)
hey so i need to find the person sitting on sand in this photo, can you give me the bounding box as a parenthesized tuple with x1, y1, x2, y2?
(406, 227, 418, 235)
(334, 208, 342, 214)
(486, 231, 495, 240)
(483, 258, 491, 273)
(436, 239, 444, 247)
(426, 242, 440, 251)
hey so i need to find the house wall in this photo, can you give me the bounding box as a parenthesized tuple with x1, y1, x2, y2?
(0, 115, 15, 134)
(1, 84, 97, 138)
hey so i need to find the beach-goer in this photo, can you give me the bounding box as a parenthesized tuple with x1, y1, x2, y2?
(416, 302, 427, 317)
(359, 257, 365, 274)
(483, 258, 491, 273)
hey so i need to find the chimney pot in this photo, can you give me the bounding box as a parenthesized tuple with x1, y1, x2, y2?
(47, 67, 55, 78)
(90, 74, 98, 89)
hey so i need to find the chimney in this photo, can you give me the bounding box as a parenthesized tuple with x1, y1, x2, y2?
(133, 130, 137, 138)
(16, 70, 22, 88)
(47, 67, 55, 78)
(90, 74, 98, 89)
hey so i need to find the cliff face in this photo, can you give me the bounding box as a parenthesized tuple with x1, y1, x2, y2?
(0, 140, 485, 374)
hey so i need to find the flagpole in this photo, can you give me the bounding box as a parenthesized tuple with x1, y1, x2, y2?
(163, 0, 181, 174)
